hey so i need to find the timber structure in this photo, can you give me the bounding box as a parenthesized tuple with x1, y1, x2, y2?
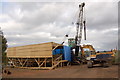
(7, 42, 69, 69)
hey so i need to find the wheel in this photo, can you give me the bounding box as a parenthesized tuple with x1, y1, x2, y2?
(87, 61, 93, 68)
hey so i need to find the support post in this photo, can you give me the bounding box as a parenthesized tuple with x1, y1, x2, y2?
(17, 58, 23, 66)
(35, 58, 40, 67)
(22, 58, 28, 67)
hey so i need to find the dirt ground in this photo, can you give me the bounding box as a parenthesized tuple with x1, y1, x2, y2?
(2, 64, 119, 78)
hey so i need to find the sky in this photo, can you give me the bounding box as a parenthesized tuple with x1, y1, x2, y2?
(0, 0, 119, 51)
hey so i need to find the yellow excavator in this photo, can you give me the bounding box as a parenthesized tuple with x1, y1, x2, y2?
(80, 45, 115, 68)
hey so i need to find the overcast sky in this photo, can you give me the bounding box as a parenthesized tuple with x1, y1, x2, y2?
(0, 0, 119, 51)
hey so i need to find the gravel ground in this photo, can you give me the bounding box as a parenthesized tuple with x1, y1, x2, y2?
(2, 64, 119, 78)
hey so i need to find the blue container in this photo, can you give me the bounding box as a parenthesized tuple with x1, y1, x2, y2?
(63, 46, 71, 61)
(52, 49, 64, 55)
(52, 46, 71, 62)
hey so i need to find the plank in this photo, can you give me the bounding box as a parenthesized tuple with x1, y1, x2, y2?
(16, 67, 52, 70)
(7, 56, 52, 58)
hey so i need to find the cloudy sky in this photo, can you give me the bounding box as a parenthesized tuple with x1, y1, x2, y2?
(0, 0, 119, 51)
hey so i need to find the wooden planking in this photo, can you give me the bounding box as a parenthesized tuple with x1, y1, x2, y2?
(7, 56, 52, 58)
(52, 42, 62, 49)
(16, 67, 53, 70)
(15, 44, 52, 51)
(7, 50, 52, 57)
(7, 48, 16, 57)
(16, 51, 52, 56)
(7, 42, 61, 58)
(16, 47, 52, 51)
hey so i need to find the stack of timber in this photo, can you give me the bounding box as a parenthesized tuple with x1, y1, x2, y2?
(7, 42, 69, 69)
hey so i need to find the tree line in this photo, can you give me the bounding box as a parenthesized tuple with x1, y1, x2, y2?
(0, 28, 7, 65)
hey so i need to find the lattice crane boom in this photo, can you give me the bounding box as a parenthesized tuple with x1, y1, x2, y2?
(74, 2, 86, 57)
(75, 2, 86, 46)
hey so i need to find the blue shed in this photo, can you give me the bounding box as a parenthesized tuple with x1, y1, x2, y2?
(52, 46, 71, 62)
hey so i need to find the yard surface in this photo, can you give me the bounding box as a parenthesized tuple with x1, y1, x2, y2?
(2, 64, 119, 78)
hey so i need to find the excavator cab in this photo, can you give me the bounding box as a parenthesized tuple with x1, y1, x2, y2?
(86, 51, 96, 60)
(80, 45, 96, 61)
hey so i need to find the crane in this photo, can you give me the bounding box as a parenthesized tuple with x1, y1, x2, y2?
(75, 2, 86, 56)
